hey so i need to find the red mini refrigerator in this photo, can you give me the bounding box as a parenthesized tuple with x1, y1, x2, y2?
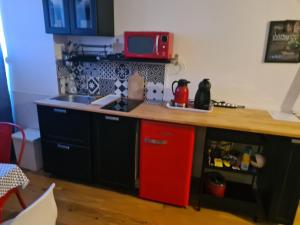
(139, 120, 195, 207)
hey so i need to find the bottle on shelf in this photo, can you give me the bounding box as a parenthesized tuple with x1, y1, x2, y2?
(241, 146, 252, 171)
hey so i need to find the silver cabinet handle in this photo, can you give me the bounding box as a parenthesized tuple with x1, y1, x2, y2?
(57, 144, 70, 150)
(292, 139, 300, 144)
(105, 116, 119, 121)
(144, 138, 167, 145)
(53, 108, 67, 114)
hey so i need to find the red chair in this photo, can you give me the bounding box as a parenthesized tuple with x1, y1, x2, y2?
(0, 122, 27, 222)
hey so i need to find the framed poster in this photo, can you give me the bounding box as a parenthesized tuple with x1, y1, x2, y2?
(265, 20, 300, 63)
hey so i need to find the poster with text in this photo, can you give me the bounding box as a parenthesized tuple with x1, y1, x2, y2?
(265, 20, 300, 63)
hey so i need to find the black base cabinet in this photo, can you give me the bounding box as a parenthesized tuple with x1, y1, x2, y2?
(37, 105, 93, 183)
(92, 114, 138, 191)
(199, 128, 265, 219)
(42, 140, 92, 182)
(37, 105, 300, 224)
(260, 137, 300, 225)
(200, 128, 300, 225)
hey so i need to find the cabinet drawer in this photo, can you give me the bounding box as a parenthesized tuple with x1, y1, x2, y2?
(42, 140, 92, 182)
(37, 105, 91, 146)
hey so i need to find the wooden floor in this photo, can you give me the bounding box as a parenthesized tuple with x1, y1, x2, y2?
(3, 172, 300, 225)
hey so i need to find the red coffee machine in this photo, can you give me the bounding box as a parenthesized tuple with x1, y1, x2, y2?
(172, 79, 190, 107)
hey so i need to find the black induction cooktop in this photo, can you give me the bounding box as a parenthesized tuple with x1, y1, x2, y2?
(103, 98, 143, 112)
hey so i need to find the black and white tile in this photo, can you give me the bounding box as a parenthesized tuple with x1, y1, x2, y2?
(59, 60, 166, 101)
(114, 79, 128, 97)
(146, 64, 165, 84)
(83, 62, 117, 79)
(146, 81, 164, 101)
(87, 77, 100, 95)
(56, 60, 71, 78)
(75, 75, 88, 95)
(115, 63, 132, 81)
(133, 63, 149, 78)
(99, 78, 115, 96)
(71, 62, 84, 76)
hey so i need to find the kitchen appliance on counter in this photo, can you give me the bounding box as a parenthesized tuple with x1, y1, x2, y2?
(194, 79, 211, 110)
(172, 79, 190, 108)
(102, 98, 143, 112)
(124, 31, 174, 60)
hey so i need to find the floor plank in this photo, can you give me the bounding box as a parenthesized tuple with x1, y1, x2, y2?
(3, 172, 300, 225)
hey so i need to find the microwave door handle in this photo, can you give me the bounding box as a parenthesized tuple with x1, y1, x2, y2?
(155, 35, 159, 55)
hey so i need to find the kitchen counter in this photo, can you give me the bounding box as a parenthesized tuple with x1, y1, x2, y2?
(35, 99, 300, 139)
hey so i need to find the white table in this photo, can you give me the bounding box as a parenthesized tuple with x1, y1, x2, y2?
(0, 163, 29, 197)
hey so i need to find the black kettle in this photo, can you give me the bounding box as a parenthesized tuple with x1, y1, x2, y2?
(194, 79, 211, 110)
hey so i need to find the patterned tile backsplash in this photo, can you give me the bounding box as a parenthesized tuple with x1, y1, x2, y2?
(57, 60, 166, 101)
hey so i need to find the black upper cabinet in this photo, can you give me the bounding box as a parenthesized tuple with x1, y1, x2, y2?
(42, 0, 114, 36)
(69, 0, 97, 35)
(42, 0, 70, 34)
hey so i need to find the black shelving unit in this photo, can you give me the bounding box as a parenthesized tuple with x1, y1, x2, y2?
(198, 128, 265, 221)
(206, 165, 258, 176)
(200, 181, 258, 216)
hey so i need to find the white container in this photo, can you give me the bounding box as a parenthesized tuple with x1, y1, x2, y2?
(12, 129, 43, 171)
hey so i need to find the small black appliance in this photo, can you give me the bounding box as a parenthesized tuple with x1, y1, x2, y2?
(194, 79, 211, 110)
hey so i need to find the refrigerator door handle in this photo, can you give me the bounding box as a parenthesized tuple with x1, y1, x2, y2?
(144, 138, 167, 145)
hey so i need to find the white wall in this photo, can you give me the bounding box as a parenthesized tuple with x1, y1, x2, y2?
(0, 0, 58, 128)
(1, 0, 299, 127)
(115, 0, 300, 112)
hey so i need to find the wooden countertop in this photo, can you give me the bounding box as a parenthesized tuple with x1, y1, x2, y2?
(35, 99, 300, 139)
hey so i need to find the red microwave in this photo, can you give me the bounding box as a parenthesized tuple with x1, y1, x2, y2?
(124, 31, 174, 60)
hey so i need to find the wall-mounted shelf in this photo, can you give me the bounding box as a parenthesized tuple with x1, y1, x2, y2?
(67, 54, 172, 64)
(63, 42, 179, 65)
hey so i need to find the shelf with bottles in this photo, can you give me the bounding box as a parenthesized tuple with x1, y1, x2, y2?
(198, 128, 267, 220)
(205, 140, 265, 176)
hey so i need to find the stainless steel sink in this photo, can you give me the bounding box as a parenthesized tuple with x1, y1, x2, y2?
(51, 95, 98, 104)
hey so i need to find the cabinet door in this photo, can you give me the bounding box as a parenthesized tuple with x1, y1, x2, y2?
(37, 105, 91, 146)
(261, 137, 300, 225)
(139, 120, 195, 207)
(42, 140, 92, 182)
(42, 0, 70, 34)
(273, 140, 300, 225)
(69, 0, 97, 35)
(93, 114, 137, 190)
